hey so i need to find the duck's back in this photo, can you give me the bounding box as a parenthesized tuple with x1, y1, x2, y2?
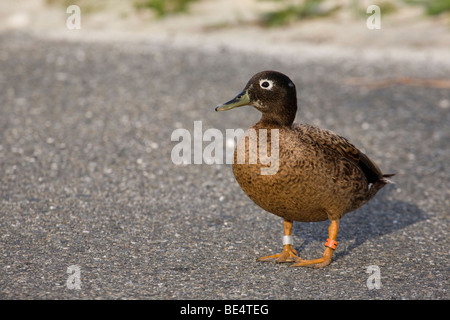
(232, 122, 387, 222)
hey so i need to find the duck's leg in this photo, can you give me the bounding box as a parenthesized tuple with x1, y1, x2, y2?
(257, 219, 300, 263)
(291, 219, 339, 268)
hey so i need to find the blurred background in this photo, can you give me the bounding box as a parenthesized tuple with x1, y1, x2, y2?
(1, 0, 450, 55)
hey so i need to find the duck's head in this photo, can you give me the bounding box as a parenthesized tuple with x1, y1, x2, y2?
(215, 70, 297, 126)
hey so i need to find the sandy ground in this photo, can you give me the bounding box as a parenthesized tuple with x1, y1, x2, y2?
(1, 0, 449, 64)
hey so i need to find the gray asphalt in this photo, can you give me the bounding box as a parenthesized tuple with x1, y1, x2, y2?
(0, 31, 448, 300)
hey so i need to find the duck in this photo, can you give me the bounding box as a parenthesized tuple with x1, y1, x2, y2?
(215, 70, 394, 268)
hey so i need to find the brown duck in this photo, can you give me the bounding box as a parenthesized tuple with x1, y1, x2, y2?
(215, 70, 394, 268)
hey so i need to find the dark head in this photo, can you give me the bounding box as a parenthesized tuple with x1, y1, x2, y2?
(215, 71, 297, 126)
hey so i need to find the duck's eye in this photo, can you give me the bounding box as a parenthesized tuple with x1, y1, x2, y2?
(259, 79, 274, 90)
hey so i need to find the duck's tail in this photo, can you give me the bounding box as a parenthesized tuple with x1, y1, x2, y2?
(379, 173, 395, 185)
(367, 173, 395, 199)
(347, 173, 395, 213)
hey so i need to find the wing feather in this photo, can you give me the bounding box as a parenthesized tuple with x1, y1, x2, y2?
(294, 123, 383, 183)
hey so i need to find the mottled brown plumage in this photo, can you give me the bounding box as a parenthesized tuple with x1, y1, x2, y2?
(216, 70, 394, 268)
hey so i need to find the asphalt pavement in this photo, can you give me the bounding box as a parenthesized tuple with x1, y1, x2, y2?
(0, 31, 448, 300)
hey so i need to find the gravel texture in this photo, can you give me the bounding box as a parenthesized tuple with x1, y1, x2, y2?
(0, 31, 448, 300)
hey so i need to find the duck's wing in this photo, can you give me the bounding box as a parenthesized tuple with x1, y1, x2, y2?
(293, 123, 385, 183)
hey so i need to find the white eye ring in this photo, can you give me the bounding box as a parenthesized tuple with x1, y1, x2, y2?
(259, 79, 274, 90)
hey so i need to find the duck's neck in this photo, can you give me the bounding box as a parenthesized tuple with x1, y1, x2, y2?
(258, 107, 296, 128)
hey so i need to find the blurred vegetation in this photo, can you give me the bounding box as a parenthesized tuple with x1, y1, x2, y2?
(45, 0, 450, 23)
(134, 0, 199, 17)
(405, 0, 450, 15)
(46, 0, 200, 17)
(352, 1, 399, 17)
(260, 0, 450, 26)
(260, 0, 341, 27)
(45, 0, 110, 13)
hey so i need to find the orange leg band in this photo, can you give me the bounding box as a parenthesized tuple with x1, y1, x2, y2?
(324, 238, 338, 250)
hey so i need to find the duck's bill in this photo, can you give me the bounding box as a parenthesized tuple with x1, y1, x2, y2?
(215, 90, 250, 111)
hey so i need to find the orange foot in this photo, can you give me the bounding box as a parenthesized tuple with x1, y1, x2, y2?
(291, 220, 340, 268)
(257, 245, 300, 263)
(290, 253, 332, 269)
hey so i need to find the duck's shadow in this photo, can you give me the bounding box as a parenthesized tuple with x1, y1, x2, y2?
(292, 185, 427, 260)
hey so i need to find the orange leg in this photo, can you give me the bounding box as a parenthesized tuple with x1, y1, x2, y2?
(257, 220, 300, 263)
(291, 219, 339, 268)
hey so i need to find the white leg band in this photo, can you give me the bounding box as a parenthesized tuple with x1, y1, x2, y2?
(283, 235, 293, 246)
